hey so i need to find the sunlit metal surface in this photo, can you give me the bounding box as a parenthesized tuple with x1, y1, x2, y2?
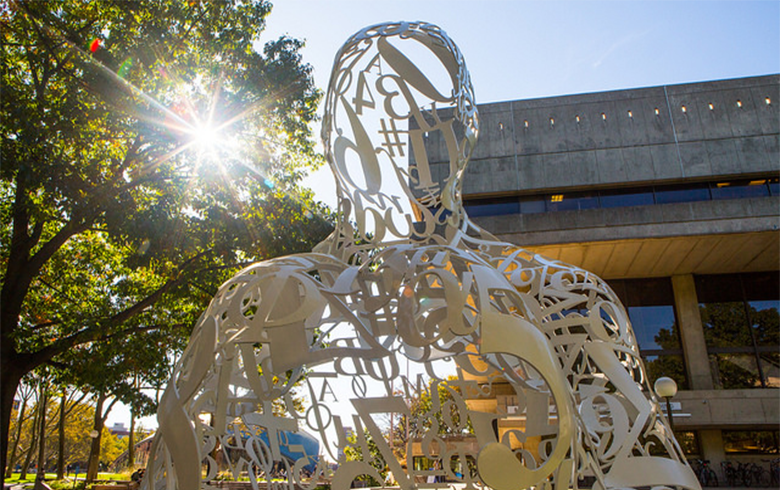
(143, 21, 700, 490)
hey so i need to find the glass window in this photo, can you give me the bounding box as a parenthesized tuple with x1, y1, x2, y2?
(696, 272, 780, 389)
(655, 184, 711, 204)
(519, 198, 546, 214)
(676, 431, 701, 457)
(599, 188, 654, 208)
(644, 354, 688, 390)
(614, 278, 682, 349)
(547, 192, 599, 212)
(648, 430, 699, 456)
(710, 180, 770, 200)
(611, 278, 687, 388)
(723, 430, 780, 454)
(768, 177, 779, 196)
(708, 353, 763, 389)
(464, 200, 519, 217)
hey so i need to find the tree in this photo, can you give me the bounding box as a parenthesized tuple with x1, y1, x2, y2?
(1, 0, 333, 474)
(4, 377, 35, 478)
(699, 302, 779, 388)
(644, 323, 688, 389)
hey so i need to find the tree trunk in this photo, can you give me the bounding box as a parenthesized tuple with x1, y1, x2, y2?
(57, 391, 66, 479)
(127, 409, 135, 469)
(33, 389, 48, 489)
(4, 394, 27, 478)
(19, 387, 42, 481)
(0, 359, 24, 479)
(86, 393, 106, 483)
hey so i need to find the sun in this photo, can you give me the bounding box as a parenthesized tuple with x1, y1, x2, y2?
(190, 123, 222, 153)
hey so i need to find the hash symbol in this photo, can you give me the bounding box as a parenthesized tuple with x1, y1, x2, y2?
(378, 118, 406, 157)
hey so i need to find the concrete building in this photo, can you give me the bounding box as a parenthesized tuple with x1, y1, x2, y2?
(424, 75, 779, 468)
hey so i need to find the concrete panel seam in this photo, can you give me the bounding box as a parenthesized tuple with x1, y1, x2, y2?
(664, 85, 686, 178)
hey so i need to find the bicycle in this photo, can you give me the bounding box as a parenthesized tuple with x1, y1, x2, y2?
(721, 460, 737, 487)
(771, 458, 780, 487)
(766, 458, 780, 488)
(748, 461, 768, 487)
(731, 461, 767, 487)
(693, 459, 719, 487)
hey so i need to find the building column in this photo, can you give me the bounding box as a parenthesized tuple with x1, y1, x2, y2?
(699, 430, 726, 471)
(671, 274, 713, 390)
(672, 274, 725, 467)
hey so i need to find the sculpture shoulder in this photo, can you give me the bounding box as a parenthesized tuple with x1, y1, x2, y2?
(456, 237, 622, 304)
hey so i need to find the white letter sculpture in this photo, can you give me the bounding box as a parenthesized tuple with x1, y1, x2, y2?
(143, 22, 701, 490)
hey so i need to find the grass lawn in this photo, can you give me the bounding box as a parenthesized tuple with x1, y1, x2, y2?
(6, 472, 129, 482)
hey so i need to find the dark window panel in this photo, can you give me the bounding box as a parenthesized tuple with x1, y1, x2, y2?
(624, 277, 675, 306)
(655, 185, 711, 204)
(710, 180, 770, 200)
(769, 177, 779, 196)
(741, 271, 780, 302)
(519, 198, 546, 214)
(599, 188, 654, 208)
(464, 201, 519, 217)
(547, 193, 599, 212)
(695, 274, 742, 304)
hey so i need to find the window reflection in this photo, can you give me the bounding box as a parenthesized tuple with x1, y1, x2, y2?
(611, 277, 687, 388)
(696, 272, 780, 389)
(723, 430, 780, 454)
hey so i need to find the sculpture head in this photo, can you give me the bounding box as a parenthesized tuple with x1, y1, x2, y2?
(322, 22, 479, 248)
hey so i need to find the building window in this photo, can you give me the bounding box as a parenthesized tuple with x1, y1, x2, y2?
(695, 272, 780, 389)
(461, 174, 778, 218)
(599, 187, 654, 208)
(464, 199, 519, 217)
(711, 179, 770, 200)
(655, 183, 711, 204)
(546, 191, 599, 212)
(676, 431, 701, 457)
(722, 430, 780, 454)
(610, 277, 688, 389)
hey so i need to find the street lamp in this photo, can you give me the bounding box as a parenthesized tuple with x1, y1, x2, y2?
(654, 376, 678, 431)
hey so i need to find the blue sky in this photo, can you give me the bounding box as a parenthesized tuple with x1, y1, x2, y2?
(262, 0, 779, 104)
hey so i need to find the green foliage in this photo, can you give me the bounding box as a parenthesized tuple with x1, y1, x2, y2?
(1, 0, 334, 469)
(343, 429, 386, 486)
(403, 376, 473, 439)
(699, 302, 779, 388)
(6, 391, 98, 473)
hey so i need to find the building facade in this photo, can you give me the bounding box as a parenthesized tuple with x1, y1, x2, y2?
(423, 75, 779, 468)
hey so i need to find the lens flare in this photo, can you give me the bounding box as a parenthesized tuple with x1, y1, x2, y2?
(118, 57, 133, 78)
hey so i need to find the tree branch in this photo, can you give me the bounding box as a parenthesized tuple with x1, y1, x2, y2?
(21, 249, 211, 368)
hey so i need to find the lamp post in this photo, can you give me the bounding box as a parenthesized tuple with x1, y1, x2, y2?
(654, 376, 678, 431)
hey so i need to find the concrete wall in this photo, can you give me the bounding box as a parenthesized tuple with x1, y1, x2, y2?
(423, 75, 779, 196)
(676, 389, 780, 430)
